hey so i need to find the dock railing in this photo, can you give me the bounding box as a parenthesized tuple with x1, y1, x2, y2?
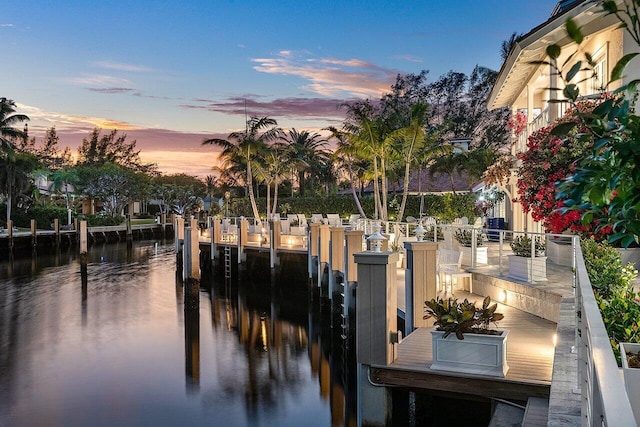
(574, 239, 636, 426)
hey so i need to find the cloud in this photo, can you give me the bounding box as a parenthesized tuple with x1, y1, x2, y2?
(251, 51, 397, 98)
(394, 54, 423, 63)
(16, 103, 139, 132)
(69, 74, 133, 87)
(181, 96, 351, 120)
(87, 87, 136, 94)
(92, 60, 153, 72)
(0, 24, 14, 27)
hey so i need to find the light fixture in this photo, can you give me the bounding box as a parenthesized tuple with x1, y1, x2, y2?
(367, 221, 387, 252)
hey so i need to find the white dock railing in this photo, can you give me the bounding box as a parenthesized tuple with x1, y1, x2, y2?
(574, 241, 636, 426)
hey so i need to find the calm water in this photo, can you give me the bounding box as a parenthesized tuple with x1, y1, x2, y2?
(0, 240, 355, 427)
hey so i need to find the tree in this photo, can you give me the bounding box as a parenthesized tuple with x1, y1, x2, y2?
(77, 128, 156, 174)
(77, 164, 141, 217)
(50, 167, 79, 224)
(0, 150, 39, 223)
(0, 98, 30, 223)
(328, 126, 367, 217)
(0, 98, 29, 155)
(282, 129, 329, 196)
(501, 32, 521, 61)
(342, 100, 392, 220)
(203, 116, 280, 220)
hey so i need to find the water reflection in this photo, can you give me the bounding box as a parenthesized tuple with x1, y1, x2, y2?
(0, 240, 356, 426)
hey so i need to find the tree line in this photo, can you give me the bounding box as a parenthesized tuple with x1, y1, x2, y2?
(0, 65, 510, 226)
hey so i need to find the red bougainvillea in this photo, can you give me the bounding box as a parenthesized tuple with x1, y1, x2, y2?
(515, 97, 612, 236)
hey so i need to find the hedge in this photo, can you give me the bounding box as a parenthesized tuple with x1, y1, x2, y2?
(225, 193, 476, 223)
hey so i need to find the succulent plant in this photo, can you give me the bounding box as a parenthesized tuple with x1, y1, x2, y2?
(423, 296, 504, 340)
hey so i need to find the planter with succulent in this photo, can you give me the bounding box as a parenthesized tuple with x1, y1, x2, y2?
(620, 342, 640, 425)
(454, 229, 488, 265)
(424, 296, 509, 377)
(508, 235, 547, 282)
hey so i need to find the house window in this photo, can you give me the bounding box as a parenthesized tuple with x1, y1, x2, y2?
(590, 45, 608, 93)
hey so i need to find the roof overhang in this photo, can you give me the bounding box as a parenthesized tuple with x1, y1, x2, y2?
(487, 1, 614, 110)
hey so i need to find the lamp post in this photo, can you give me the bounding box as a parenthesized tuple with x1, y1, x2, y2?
(367, 221, 387, 252)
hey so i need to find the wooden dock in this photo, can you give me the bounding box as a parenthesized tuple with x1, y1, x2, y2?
(371, 291, 556, 402)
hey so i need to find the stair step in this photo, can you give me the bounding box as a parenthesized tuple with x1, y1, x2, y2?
(522, 397, 549, 427)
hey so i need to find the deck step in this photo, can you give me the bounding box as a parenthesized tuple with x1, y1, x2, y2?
(522, 397, 549, 427)
(488, 401, 524, 427)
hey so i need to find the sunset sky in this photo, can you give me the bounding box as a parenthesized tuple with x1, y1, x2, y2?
(3, 0, 560, 176)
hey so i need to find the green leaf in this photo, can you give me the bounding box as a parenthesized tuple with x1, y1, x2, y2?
(563, 84, 580, 100)
(566, 18, 584, 44)
(546, 45, 561, 59)
(601, 1, 618, 14)
(550, 121, 577, 136)
(611, 53, 639, 82)
(566, 61, 582, 82)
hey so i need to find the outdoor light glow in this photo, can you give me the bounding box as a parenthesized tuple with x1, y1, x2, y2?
(553, 333, 557, 347)
(499, 289, 507, 303)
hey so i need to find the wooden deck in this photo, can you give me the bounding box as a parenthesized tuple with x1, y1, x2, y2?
(372, 291, 556, 402)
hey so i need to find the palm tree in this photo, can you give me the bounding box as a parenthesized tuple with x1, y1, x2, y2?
(429, 152, 465, 194)
(283, 129, 329, 196)
(0, 98, 29, 156)
(203, 116, 280, 221)
(0, 151, 38, 223)
(253, 142, 289, 216)
(343, 101, 391, 220)
(50, 167, 79, 225)
(327, 126, 367, 217)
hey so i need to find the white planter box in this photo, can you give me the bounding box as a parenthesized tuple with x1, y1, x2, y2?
(620, 342, 640, 426)
(459, 246, 488, 266)
(430, 329, 509, 378)
(547, 240, 573, 267)
(508, 255, 547, 282)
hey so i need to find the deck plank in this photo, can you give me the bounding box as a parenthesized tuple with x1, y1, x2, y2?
(376, 291, 556, 399)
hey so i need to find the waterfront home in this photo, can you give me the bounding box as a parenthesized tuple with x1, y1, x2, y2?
(487, 0, 639, 233)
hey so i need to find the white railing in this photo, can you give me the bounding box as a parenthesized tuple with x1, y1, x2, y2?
(574, 241, 636, 426)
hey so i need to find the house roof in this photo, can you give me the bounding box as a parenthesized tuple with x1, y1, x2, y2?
(487, 0, 618, 110)
(345, 168, 476, 195)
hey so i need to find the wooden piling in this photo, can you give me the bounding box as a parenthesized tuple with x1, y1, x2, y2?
(7, 219, 13, 251)
(54, 218, 60, 245)
(354, 250, 399, 426)
(238, 218, 248, 265)
(270, 219, 281, 269)
(79, 220, 88, 255)
(126, 214, 133, 242)
(31, 219, 37, 247)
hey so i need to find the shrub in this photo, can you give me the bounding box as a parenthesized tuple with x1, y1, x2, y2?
(80, 214, 125, 227)
(454, 229, 487, 247)
(510, 235, 546, 257)
(9, 205, 70, 229)
(581, 237, 637, 299)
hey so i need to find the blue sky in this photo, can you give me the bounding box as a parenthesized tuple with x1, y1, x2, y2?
(2, 0, 560, 175)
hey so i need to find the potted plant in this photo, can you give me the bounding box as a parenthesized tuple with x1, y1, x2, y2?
(508, 235, 547, 282)
(620, 342, 640, 425)
(454, 229, 488, 265)
(423, 296, 509, 377)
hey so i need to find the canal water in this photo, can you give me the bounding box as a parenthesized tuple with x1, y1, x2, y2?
(0, 240, 357, 427)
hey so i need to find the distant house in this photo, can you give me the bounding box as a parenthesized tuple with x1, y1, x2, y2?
(487, 0, 637, 232)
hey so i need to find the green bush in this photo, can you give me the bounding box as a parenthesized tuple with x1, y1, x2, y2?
(582, 238, 637, 299)
(8, 205, 71, 229)
(80, 214, 125, 227)
(582, 237, 640, 364)
(226, 194, 476, 222)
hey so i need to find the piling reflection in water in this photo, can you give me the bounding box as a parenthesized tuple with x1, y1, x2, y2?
(0, 240, 357, 426)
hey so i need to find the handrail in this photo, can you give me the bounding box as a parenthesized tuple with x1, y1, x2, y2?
(574, 240, 636, 426)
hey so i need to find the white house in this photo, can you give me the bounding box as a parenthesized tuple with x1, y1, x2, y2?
(487, 0, 640, 232)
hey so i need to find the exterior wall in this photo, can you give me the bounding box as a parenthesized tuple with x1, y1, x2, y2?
(499, 24, 627, 234)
